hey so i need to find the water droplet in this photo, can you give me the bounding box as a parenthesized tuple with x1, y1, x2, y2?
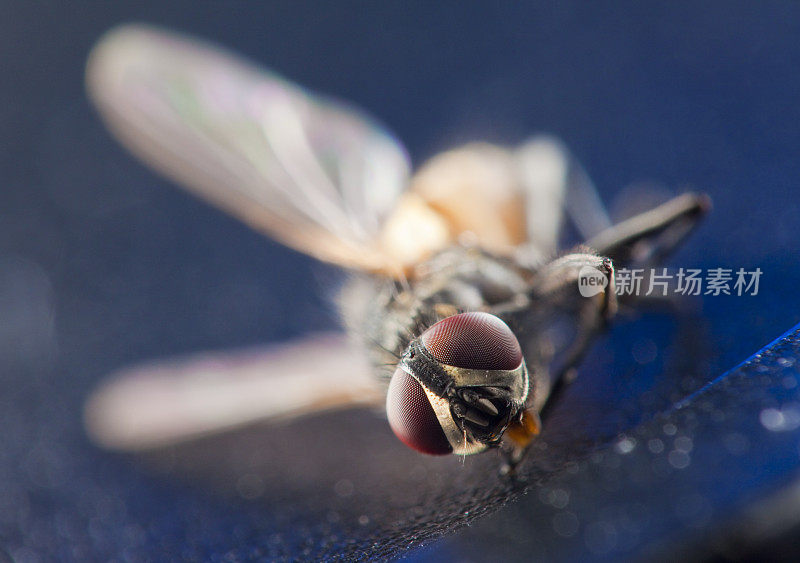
(760, 405, 800, 432)
(760, 408, 784, 430)
(674, 436, 693, 453)
(614, 437, 636, 454)
(552, 511, 579, 538)
(550, 488, 570, 509)
(668, 450, 691, 469)
(584, 520, 618, 554)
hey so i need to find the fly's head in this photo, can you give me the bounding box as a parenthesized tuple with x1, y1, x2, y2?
(386, 312, 529, 456)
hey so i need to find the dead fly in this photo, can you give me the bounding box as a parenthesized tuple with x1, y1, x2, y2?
(83, 25, 709, 471)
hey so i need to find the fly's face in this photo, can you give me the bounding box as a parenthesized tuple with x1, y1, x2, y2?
(386, 312, 529, 455)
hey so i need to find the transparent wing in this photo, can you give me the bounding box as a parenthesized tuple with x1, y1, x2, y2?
(86, 24, 411, 273)
(400, 137, 613, 265)
(516, 136, 612, 254)
(84, 334, 383, 451)
(407, 143, 528, 255)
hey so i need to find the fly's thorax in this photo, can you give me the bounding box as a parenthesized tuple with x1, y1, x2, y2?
(340, 245, 535, 375)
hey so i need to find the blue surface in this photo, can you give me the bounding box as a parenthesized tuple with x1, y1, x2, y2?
(2, 2, 800, 560)
(448, 324, 800, 561)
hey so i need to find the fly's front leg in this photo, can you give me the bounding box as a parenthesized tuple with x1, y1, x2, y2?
(586, 192, 710, 269)
(587, 192, 709, 310)
(500, 254, 616, 474)
(499, 194, 709, 475)
(532, 254, 616, 422)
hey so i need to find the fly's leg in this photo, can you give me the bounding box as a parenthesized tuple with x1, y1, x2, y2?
(532, 255, 616, 422)
(500, 194, 709, 475)
(586, 192, 710, 269)
(588, 192, 709, 312)
(535, 194, 709, 418)
(500, 254, 616, 474)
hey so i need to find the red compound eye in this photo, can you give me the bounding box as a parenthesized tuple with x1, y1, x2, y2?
(420, 312, 522, 370)
(386, 367, 452, 455)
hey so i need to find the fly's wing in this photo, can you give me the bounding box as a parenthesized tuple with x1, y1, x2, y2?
(515, 136, 612, 256)
(84, 334, 383, 451)
(86, 24, 411, 274)
(400, 137, 613, 266)
(405, 144, 529, 256)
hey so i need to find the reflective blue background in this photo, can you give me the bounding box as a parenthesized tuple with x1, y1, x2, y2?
(2, 2, 800, 560)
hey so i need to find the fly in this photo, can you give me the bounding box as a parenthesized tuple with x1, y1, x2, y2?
(83, 24, 709, 472)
